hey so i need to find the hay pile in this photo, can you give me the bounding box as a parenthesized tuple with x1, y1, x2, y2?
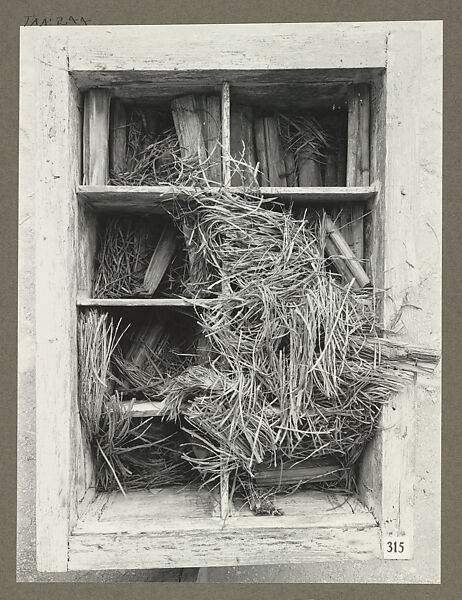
(78, 184, 438, 513)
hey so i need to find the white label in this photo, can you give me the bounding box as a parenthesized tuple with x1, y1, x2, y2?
(383, 536, 412, 560)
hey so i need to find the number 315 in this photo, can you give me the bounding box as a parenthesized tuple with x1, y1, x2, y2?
(387, 540, 405, 553)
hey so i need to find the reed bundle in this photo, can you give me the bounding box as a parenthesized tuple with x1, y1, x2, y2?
(79, 168, 438, 512)
(93, 216, 186, 298)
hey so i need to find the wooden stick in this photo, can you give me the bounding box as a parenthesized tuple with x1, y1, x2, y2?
(284, 151, 298, 186)
(109, 99, 127, 175)
(143, 222, 178, 295)
(221, 82, 231, 186)
(83, 90, 111, 185)
(201, 95, 222, 184)
(324, 151, 338, 186)
(254, 117, 269, 186)
(325, 215, 370, 289)
(171, 95, 207, 163)
(264, 117, 287, 186)
(344, 83, 371, 259)
(298, 153, 322, 187)
(230, 105, 257, 186)
(254, 457, 341, 487)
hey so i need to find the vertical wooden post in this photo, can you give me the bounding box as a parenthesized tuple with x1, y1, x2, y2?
(109, 99, 127, 175)
(344, 83, 370, 259)
(202, 95, 222, 184)
(221, 81, 231, 186)
(83, 89, 111, 185)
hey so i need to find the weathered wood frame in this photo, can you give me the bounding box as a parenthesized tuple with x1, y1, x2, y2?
(19, 23, 425, 572)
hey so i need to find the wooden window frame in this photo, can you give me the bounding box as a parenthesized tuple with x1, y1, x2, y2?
(19, 23, 426, 572)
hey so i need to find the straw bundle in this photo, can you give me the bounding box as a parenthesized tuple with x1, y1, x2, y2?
(93, 216, 186, 298)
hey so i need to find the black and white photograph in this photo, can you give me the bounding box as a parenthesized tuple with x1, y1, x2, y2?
(17, 20, 442, 584)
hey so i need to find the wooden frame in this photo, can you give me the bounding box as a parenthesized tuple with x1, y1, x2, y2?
(18, 23, 433, 572)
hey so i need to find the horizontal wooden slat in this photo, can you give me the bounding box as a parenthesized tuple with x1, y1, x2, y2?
(77, 297, 211, 308)
(69, 488, 379, 569)
(65, 24, 386, 79)
(77, 185, 378, 213)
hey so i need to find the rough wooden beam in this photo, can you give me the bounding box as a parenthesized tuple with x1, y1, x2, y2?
(343, 83, 371, 259)
(230, 105, 257, 186)
(198, 95, 222, 184)
(109, 99, 127, 175)
(171, 95, 207, 163)
(143, 223, 178, 295)
(83, 89, 111, 185)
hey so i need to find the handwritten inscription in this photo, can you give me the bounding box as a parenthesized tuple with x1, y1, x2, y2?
(24, 16, 91, 26)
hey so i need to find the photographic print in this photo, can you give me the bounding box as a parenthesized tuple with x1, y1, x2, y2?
(17, 21, 442, 583)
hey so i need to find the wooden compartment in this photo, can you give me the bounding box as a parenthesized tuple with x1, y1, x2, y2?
(20, 24, 437, 573)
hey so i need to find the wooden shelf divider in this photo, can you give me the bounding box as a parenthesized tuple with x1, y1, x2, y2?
(77, 297, 211, 308)
(77, 184, 378, 213)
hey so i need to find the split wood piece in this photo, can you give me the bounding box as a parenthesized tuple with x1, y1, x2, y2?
(254, 456, 341, 487)
(298, 153, 322, 187)
(171, 95, 207, 164)
(197, 95, 222, 184)
(284, 151, 298, 186)
(230, 105, 257, 186)
(83, 90, 111, 185)
(143, 223, 178, 295)
(221, 82, 231, 186)
(125, 318, 167, 368)
(324, 215, 370, 289)
(343, 83, 371, 259)
(254, 117, 287, 186)
(109, 99, 127, 175)
(324, 151, 338, 186)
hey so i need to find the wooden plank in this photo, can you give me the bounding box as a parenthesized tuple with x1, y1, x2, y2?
(76, 185, 378, 214)
(298, 154, 322, 186)
(221, 81, 231, 186)
(83, 89, 111, 185)
(344, 83, 370, 260)
(69, 519, 379, 570)
(109, 99, 127, 174)
(230, 105, 257, 186)
(26, 33, 78, 572)
(77, 297, 211, 307)
(143, 223, 178, 295)
(358, 31, 423, 561)
(66, 24, 387, 75)
(77, 199, 98, 298)
(200, 95, 222, 184)
(171, 95, 207, 163)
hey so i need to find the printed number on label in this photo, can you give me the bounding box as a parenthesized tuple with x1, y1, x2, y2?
(383, 536, 411, 559)
(386, 540, 405, 554)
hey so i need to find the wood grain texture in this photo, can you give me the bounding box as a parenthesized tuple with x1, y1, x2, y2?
(343, 83, 371, 260)
(77, 185, 378, 213)
(28, 34, 78, 571)
(171, 95, 207, 163)
(221, 82, 231, 186)
(199, 95, 222, 184)
(77, 200, 97, 298)
(109, 99, 127, 174)
(357, 31, 422, 560)
(142, 223, 178, 294)
(65, 24, 386, 75)
(230, 105, 257, 186)
(77, 297, 211, 307)
(83, 90, 111, 185)
(69, 488, 379, 569)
